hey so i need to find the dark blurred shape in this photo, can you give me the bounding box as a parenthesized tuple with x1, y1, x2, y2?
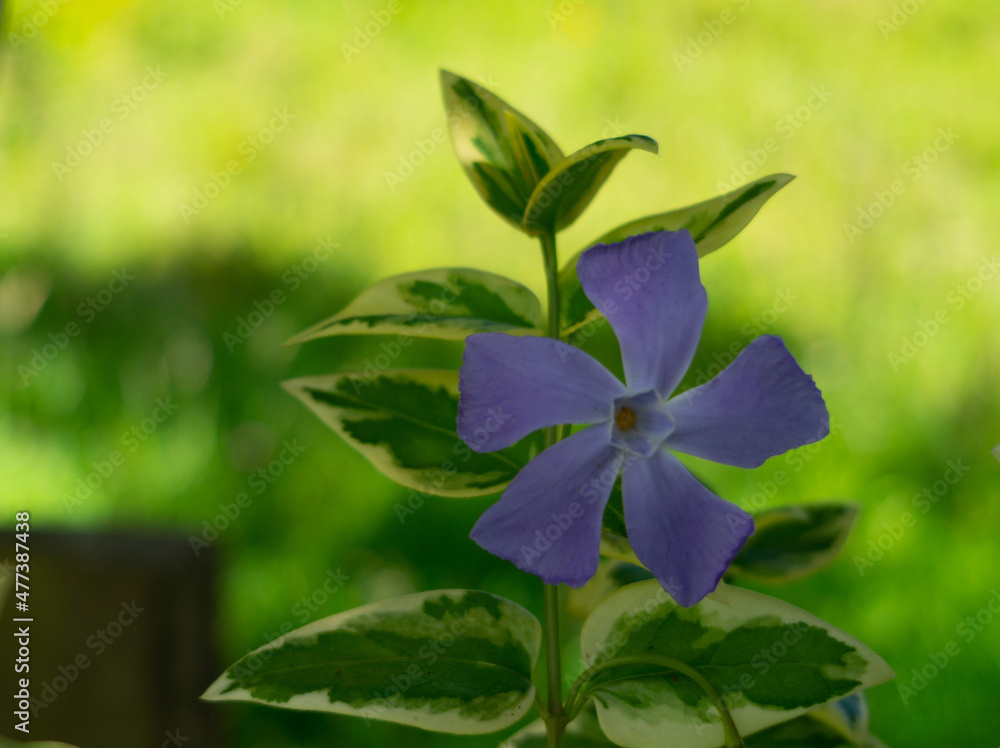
(0, 531, 223, 747)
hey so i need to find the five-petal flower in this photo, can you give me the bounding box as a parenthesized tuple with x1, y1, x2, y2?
(457, 230, 829, 607)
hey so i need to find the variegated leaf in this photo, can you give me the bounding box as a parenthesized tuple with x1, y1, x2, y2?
(580, 580, 893, 748)
(746, 693, 883, 747)
(204, 590, 541, 735)
(501, 696, 884, 748)
(594, 173, 795, 253)
(286, 268, 543, 345)
(441, 70, 563, 229)
(0, 740, 78, 748)
(500, 694, 884, 748)
(728, 503, 859, 583)
(506, 111, 557, 191)
(284, 371, 538, 497)
(522, 135, 658, 236)
(558, 175, 794, 338)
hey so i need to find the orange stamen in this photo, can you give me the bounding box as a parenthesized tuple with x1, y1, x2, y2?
(615, 406, 637, 432)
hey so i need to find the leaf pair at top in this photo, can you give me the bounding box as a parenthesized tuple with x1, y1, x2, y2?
(442, 70, 657, 236)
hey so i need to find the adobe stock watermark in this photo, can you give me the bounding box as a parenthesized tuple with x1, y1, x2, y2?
(897, 588, 1000, 705)
(19, 269, 135, 386)
(547, 0, 585, 31)
(687, 288, 798, 387)
(853, 458, 969, 575)
(178, 107, 295, 223)
(6, 0, 70, 53)
(188, 439, 307, 555)
(577, 585, 828, 743)
(357, 605, 490, 727)
(62, 396, 179, 512)
(582, 585, 677, 669)
(222, 236, 337, 352)
(223, 567, 350, 681)
(341, 0, 402, 61)
(520, 130, 648, 228)
(886, 254, 998, 371)
(843, 127, 959, 244)
(878, 0, 929, 39)
(549, 225, 679, 347)
(25, 600, 145, 717)
(213, 0, 241, 19)
(716, 84, 834, 192)
(51, 67, 168, 181)
(383, 92, 489, 192)
(159, 730, 189, 747)
(513, 452, 655, 582)
(728, 420, 843, 520)
(673, 0, 750, 70)
(709, 621, 813, 717)
(0, 558, 14, 585)
(348, 276, 469, 393)
(394, 409, 511, 524)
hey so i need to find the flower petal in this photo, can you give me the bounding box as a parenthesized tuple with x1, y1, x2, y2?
(458, 332, 625, 452)
(622, 450, 753, 607)
(665, 335, 829, 468)
(576, 231, 706, 395)
(470, 424, 623, 587)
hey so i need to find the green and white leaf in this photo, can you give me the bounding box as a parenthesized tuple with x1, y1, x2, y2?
(203, 589, 542, 735)
(284, 371, 538, 497)
(594, 173, 795, 253)
(746, 693, 883, 747)
(808, 693, 870, 744)
(579, 580, 893, 748)
(0, 740, 78, 748)
(504, 696, 886, 748)
(558, 174, 794, 337)
(729, 503, 859, 583)
(522, 135, 658, 236)
(286, 268, 543, 345)
(441, 70, 563, 229)
(506, 111, 558, 191)
(501, 707, 616, 747)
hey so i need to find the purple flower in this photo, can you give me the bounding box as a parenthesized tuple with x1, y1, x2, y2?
(458, 230, 829, 606)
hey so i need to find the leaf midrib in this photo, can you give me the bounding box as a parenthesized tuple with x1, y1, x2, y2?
(238, 654, 533, 685)
(308, 382, 522, 472)
(322, 313, 538, 331)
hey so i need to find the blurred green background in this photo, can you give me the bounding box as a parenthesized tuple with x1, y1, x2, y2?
(2, 0, 998, 745)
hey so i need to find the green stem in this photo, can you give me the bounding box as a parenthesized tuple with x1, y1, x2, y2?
(543, 584, 564, 747)
(539, 229, 565, 748)
(540, 231, 560, 340)
(564, 655, 745, 747)
(535, 230, 741, 747)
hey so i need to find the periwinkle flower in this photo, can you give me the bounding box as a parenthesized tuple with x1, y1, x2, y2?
(457, 230, 829, 606)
